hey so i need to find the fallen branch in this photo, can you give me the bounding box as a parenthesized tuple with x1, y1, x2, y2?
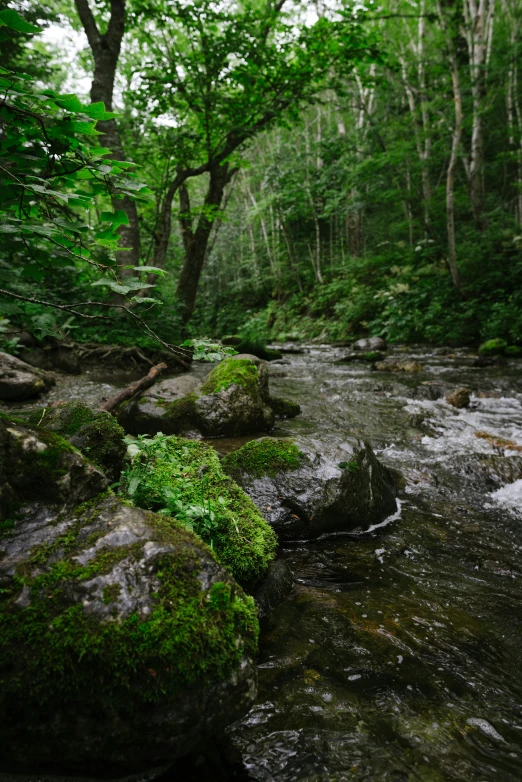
(101, 362, 168, 414)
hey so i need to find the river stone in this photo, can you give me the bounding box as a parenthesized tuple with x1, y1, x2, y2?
(374, 358, 422, 373)
(446, 388, 471, 409)
(118, 374, 202, 436)
(0, 418, 108, 519)
(458, 455, 522, 490)
(0, 351, 55, 400)
(118, 356, 276, 438)
(224, 436, 398, 540)
(354, 337, 387, 351)
(0, 496, 258, 777)
(253, 559, 295, 618)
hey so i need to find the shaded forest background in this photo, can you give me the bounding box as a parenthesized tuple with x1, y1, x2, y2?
(1, 0, 521, 351)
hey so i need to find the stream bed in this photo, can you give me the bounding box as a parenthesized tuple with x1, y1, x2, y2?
(225, 345, 522, 781)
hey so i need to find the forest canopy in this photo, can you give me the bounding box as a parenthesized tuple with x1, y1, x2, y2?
(1, 0, 521, 351)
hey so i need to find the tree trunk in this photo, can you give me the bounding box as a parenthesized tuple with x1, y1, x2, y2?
(74, 0, 140, 275)
(176, 164, 233, 323)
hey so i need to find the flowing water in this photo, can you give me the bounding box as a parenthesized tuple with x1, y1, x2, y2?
(224, 345, 522, 782)
(7, 346, 522, 781)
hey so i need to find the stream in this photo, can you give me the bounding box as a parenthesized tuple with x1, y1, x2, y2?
(10, 344, 522, 781)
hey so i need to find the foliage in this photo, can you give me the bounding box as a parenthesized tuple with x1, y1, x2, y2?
(120, 433, 277, 585)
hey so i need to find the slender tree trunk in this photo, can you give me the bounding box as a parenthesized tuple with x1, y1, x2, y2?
(176, 164, 233, 323)
(74, 0, 140, 276)
(437, 0, 463, 289)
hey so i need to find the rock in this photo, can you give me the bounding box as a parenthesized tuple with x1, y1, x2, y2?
(354, 337, 387, 351)
(120, 435, 277, 587)
(457, 455, 522, 490)
(0, 495, 258, 777)
(269, 396, 301, 419)
(478, 338, 507, 356)
(28, 402, 127, 483)
(505, 345, 522, 357)
(252, 559, 294, 618)
(194, 355, 275, 437)
(222, 436, 398, 541)
(221, 335, 243, 346)
(446, 388, 471, 409)
(374, 358, 422, 373)
(0, 417, 108, 520)
(0, 351, 55, 400)
(337, 351, 385, 364)
(118, 374, 202, 436)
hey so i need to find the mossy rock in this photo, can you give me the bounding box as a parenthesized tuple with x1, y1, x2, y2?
(0, 495, 258, 776)
(478, 338, 508, 356)
(0, 417, 107, 520)
(269, 397, 301, 419)
(196, 355, 275, 437)
(27, 402, 126, 482)
(121, 436, 277, 588)
(117, 374, 202, 436)
(224, 435, 398, 541)
(505, 345, 522, 357)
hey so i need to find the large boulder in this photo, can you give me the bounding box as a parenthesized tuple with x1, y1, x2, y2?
(119, 435, 277, 588)
(27, 402, 127, 483)
(222, 436, 398, 541)
(0, 495, 258, 777)
(0, 351, 55, 400)
(119, 355, 281, 438)
(0, 416, 108, 520)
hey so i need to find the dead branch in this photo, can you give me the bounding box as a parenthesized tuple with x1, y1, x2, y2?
(101, 362, 168, 414)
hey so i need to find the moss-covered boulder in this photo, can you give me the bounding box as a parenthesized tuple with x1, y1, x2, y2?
(0, 495, 258, 776)
(119, 357, 277, 439)
(27, 402, 126, 482)
(269, 396, 301, 419)
(120, 435, 277, 587)
(0, 417, 108, 520)
(478, 338, 507, 356)
(195, 354, 275, 437)
(222, 436, 398, 540)
(0, 351, 55, 400)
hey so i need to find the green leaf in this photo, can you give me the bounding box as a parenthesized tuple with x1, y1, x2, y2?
(100, 210, 129, 228)
(83, 102, 118, 121)
(131, 266, 167, 276)
(0, 9, 40, 34)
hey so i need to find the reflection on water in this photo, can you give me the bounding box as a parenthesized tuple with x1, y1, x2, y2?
(228, 345, 522, 781)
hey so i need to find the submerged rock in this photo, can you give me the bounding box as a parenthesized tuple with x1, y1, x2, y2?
(268, 396, 301, 419)
(0, 417, 107, 519)
(0, 496, 258, 777)
(354, 337, 387, 351)
(253, 559, 295, 618)
(222, 436, 398, 540)
(27, 402, 127, 482)
(118, 355, 281, 438)
(374, 358, 422, 373)
(0, 351, 55, 400)
(446, 388, 471, 409)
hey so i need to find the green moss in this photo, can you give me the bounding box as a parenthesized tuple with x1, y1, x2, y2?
(269, 397, 301, 419)
(120, 436, 277, 587)
(506, 345, 522, 356)
(0, 500, 259, 716)
(200, 358, 259, 397)
(478, 338, 508, 356)
(222, 437, 304, 481)
(339, 460, 360, 473)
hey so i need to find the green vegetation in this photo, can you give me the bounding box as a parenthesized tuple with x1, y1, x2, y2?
(0, 496, 258, 713)
(478, 338, 508, 356)
(120, 434, 277, 586)
(222, 438, 305, 482)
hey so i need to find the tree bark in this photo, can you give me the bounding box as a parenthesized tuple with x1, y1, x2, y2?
(176, 163, 234, 323)
(74, 0, 140, 275)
